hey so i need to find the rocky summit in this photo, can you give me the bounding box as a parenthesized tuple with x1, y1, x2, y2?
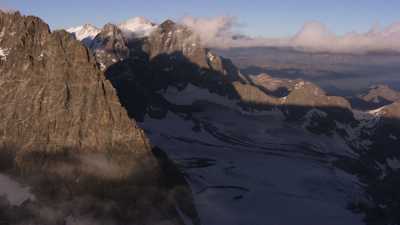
(351, 84, 400, 110)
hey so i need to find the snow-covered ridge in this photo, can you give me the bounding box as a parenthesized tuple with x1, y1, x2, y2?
(67, 24, 100, 42)
(161, 84, 240, 109)
(66, 16, 157, 43)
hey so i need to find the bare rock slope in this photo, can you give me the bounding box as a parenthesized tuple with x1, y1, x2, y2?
(0, 11, 149, 156)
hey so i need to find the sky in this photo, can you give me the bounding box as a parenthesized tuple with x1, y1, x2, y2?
(2, 0, 400, 38)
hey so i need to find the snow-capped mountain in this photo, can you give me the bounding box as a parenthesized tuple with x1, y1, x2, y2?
(118, 16, 157, 37)
(66, 24, 100, 46)
(67, 17, 157, 47)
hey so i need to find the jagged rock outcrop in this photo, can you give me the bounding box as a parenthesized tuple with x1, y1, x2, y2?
(362, 85, 400, 103)
(283, 81, 351, 113)
(250, 73, 296, 97)
(144, 20, 239, 79)
(282, 80, 355, 134)
(90, 23, 129, 70)
(351, 84, 400, 110)
(238, 74, 353, 120)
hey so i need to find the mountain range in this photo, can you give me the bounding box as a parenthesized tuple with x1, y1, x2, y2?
(1, 10, 400, 225)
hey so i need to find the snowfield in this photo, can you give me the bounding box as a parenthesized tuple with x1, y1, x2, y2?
(140, 87, 365, 225)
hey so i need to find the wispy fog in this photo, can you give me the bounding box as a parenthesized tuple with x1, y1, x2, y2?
(0, 174, 35, 206)
(181, 16, 400, 54)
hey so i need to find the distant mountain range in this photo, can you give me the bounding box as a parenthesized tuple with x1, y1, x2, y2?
(215, 46, 400, 93)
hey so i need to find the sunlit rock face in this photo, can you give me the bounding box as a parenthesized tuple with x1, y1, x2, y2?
(350, 84, 400, 110)
(0, 11, 151, 160)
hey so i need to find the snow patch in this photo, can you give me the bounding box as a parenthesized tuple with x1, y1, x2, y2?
(368, 106, 386, 117)
(67, 24, 100, 42)
(161, 84, 240, 109)
(389, 134, 398, 140)
(294, 81, 305, 90)
(161, 84, 285, 117)
(99, 63, 106, 71)
(207, 52, 215, 62)
(387, 158, 400, 170)
(0, 47, 10, 61)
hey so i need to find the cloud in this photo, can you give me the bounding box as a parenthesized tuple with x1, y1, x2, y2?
(290, 21, 400, 53)
(180, 16, 239, 48)
(180, 16, 400, 54)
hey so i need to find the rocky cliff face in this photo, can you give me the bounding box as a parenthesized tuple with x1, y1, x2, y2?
(144, 20, 238, 79)
(0, 11, 151, 162)
(0, 11, 198, 225)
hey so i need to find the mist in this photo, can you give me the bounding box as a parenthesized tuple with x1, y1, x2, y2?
(0, 174, 35, 206)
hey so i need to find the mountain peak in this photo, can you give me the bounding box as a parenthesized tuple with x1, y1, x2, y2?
(159, 19, 177, 30)
(102, 23, 120, 33)
(66, 23, 100, 46)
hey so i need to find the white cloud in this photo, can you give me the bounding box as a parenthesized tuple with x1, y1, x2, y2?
(180, 16, 239, 48)
(180, 16, 400, 54)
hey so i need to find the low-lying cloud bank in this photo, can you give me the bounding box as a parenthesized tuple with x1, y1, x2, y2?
(180, 16, 400, 54)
